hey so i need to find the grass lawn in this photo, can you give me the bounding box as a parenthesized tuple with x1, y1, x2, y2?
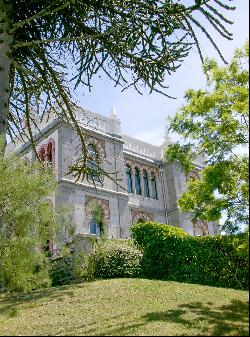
(0, 278, 248, 336)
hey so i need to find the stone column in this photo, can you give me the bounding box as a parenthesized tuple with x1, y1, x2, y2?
(131, 166, 136, 194)
(140, 167, 145, 197)
(148, 171, 153, 198)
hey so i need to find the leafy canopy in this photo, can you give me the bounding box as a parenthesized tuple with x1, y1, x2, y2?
(0, 0, 236, 182)
(165, 41, 249, 234)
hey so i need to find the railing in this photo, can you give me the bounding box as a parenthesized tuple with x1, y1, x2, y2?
(74, 109, 109, 133)
(122, 135, 160, 159)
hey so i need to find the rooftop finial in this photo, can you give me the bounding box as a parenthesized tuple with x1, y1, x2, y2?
(162, 121, 172, 146)
(164, 122, 170, 139)
(110, 105, 117, 118)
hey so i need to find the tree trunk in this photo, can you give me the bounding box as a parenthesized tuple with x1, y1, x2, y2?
(0, 0, 13, 151)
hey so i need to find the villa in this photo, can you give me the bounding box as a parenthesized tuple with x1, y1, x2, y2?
(6, 104, 218, 247)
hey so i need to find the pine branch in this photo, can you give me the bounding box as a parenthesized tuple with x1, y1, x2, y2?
(10, 0, 70, 33)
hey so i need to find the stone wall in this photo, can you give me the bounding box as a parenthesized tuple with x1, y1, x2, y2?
(50, 234, 96, 286)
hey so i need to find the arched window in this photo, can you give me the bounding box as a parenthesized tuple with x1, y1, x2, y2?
(135, 167, 141, 195)
(151, 173, 158, 199)
(87, 144, 101, 182)
(39, 139, 55, 167)
(126, 164, 133, 193)
(89, 204, 105, 237)
(47, 142, 53, 164)
(90, 218, 101, 236)
(88, 143, 97, 159)
(143, 170, 150, 197)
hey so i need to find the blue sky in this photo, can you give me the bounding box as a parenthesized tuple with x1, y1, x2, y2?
(72, 1, 249, 145)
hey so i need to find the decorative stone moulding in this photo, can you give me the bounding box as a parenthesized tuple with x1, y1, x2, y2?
(132, 209, 154, 224)
(125, 160, 135, 173)
(86, 136, 106, 158)
(148, 168, 159, 179)
(124, 159, 132, 166)
(38, 138, 55, 167)
(85, 196, 110, 221)
(124, 159, 159, 177)
(193, 220, 209, 236)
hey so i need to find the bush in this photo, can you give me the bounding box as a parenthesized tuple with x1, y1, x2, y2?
(131, 221, 249, 290)
(81, 238, 143, 280)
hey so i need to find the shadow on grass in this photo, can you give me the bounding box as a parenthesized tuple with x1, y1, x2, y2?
(0, 283, 86, 319)
(141, 299, 249, 336)
(49, 299, 249, 336)
(0, 284, 248, 336)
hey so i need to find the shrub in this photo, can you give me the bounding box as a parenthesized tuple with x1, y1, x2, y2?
(81, 238, 143, 280)
(131, 221, 249, 290)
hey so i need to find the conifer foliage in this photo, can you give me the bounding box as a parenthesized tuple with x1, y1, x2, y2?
(0, 0, 235, 181)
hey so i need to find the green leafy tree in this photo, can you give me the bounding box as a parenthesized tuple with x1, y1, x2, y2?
(165, 42, 249, 234)
(0, 142, 57, 292)
(0, 0, 236, 181)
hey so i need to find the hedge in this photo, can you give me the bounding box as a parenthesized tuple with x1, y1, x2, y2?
(131, 222, 249, 290)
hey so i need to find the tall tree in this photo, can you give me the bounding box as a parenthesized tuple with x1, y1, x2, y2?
(0, 0, 235, 181)
(0, 141, 57, 292)
(165, 42, 249, 234)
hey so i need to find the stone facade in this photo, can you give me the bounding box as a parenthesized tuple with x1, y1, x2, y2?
(7, 105, 219, 245)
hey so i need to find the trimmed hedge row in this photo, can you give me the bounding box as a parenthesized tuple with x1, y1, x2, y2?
(131, 222, 249, 290)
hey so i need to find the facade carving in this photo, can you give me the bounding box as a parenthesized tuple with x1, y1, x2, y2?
(124, 158, 159, 177)
(131, 210, 154, 224)
(38, 138, 56, 167)
(193, 220, 209, 236)
(86, 135, 106, 158)
(85, 196, 110, 221)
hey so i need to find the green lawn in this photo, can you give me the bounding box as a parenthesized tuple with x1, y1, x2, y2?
(0, 278, 248, 336)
